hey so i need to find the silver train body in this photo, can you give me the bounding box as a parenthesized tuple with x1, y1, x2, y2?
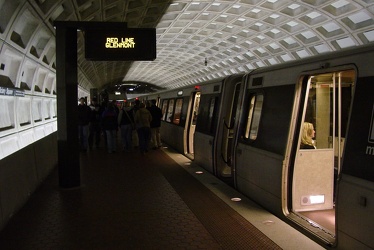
(141, 44, 374, 249)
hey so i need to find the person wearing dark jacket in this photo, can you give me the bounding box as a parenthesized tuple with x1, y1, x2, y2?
(131, 99, 141, 147)
(88, 98, 101, 150)
(118, 101, 135, 152)
(78, 97, 92, 152)
(102, 102, 118, 153)
(147, 99, 163, 149)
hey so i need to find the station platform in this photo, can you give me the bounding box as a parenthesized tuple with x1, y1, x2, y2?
(0, 144, 324, 249)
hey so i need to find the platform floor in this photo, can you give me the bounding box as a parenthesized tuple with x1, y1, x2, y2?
(0, 144, 324, 249)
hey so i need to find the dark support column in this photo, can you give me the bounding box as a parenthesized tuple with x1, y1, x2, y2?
(56, 26, 80, 188)
(54, 21, 128, 188)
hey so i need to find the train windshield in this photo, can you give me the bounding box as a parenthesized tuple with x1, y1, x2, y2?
(290, 69, 355, 242)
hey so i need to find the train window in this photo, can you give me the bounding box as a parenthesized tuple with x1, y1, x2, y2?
(192, 93, 201, 126)
(161, 99, 168, 121)
(244, 94, 263, 140)
(208, 97, 217, 134)
(196, 94, 220, 135)
(179, 96, 189, 127)
(299, 71, 354, 151)
(172, 98, 183, 125)
(229, 83, 241, 128)
(166, 99, 175, 123)
(300, 79, 333, 150)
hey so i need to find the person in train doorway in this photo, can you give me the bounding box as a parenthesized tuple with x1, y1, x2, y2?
(134, 102, 152, 155)
(118, 101, 135, 152)
(101, 101, 118, 153)
(88, 98, 102, 150)
(147, 99, 163, 149)
(78, 97, 92, 153)
(300, 122, 316, 149)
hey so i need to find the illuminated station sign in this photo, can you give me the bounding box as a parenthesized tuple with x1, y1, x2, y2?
(85, 28, 156, 61)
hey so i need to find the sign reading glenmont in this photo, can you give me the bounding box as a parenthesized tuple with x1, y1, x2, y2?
(85, 28, 156, 61)
(105, 37, 135, 48)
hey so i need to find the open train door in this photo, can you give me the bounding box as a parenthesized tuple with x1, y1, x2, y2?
(288, 69, 355, 243)
(214, 75, 244, 186)
(184, 91, 200, 159)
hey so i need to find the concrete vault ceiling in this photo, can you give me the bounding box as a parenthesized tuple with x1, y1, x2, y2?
(30, 0, 374, 94)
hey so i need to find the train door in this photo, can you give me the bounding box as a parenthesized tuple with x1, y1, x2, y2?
(289, 69, 355, 242)
(215, 79, 242, 184)
(184, 92, 200, 158)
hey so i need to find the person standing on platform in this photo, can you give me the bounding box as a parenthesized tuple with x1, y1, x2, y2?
(133, 99, 140, 113)
(101, 101, 118, 153)
(112, 100, 120, 114)
(134, 102, 152, 154)
(132, 99, 141, 148)
(88, 98, 101, 150)
(78, 97, 92, 152)
(147, 99, 163, 149)
(118, 101, 135, 152)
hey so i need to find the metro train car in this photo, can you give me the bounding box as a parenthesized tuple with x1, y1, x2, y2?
(140, 44, 374, 249)
(140, 74, 245, 174)
(233, 44, 374, 249)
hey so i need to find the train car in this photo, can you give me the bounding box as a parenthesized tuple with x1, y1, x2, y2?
(140, 85, 199, 157)
(194, 74, 245, 186)
(142, 75, 245, 187)
(142, 79, 229, 162)
(139, 44, 374, 249)
(233, 44, 374, 249)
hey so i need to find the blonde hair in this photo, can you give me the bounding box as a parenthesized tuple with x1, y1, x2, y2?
(301, 122, 315, 147)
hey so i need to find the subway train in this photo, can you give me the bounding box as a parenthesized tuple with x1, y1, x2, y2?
(140, 44, 374, 249)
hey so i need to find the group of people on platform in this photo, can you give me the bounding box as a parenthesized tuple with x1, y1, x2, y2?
(78, 98, 163, 154)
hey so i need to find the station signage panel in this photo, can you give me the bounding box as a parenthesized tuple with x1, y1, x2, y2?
(85, 28, 156, 61)
(0, 86, 24, 97)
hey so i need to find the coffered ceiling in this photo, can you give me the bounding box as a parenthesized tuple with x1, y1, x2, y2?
(26, 0, 374, 94)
